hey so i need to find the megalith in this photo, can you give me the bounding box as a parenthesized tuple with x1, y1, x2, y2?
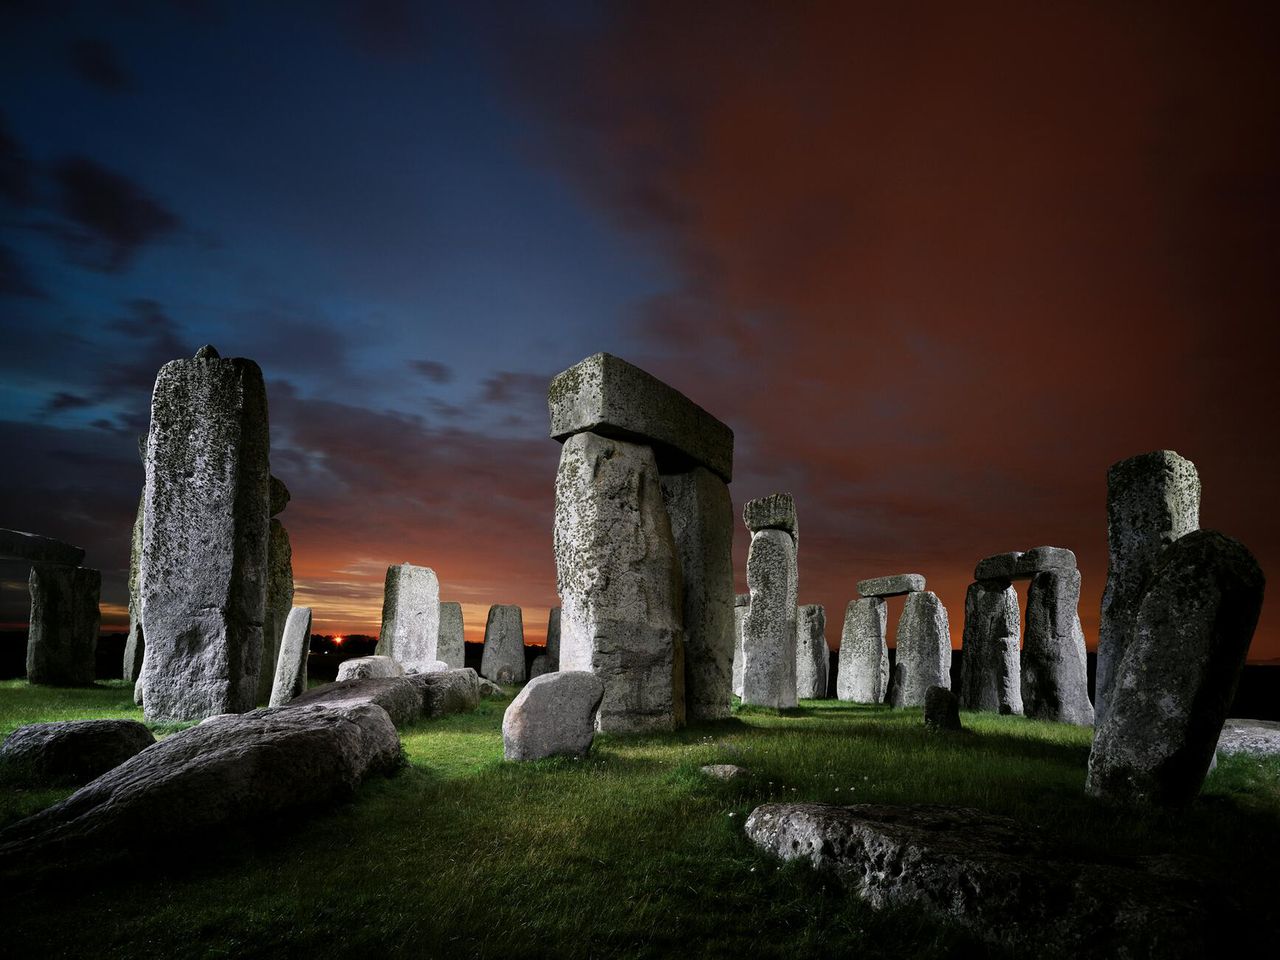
(837, 597, 889, 703)
(892, 591, 951, 707)
(481, 604, 526, 685)
(123, 485, 145, 683)
(529, 607, 561, 679)
(958, 579, 1022, 715)
(27, 563, 100, 686)
(741, 493, 798, 710)
(258, 515, 294, 703)
(140, 346, 271, 722)
(374, 562, 440, 674)
(1022, 569, 1093, 725)
(732, 593, 749, 697)
(795, 604, 828, 699)
(268, 606, 312, 707)
(437, 601, 466, 669)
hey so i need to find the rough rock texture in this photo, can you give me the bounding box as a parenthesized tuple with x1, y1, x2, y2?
(1217, 719, 1280, 757)
(0, 720, 155, 786)
(408, 667, 481, 718)
(436, 601, 466, 669)
(502, 671, 605, 761)
(140, 349, 270, 722)
(545, 607, 562, 662)
(268, 475, 290, 517)
(662, 466, 735, 719)
(0, 528, 84, 565)
(26, 564, 100, 686)
(0, 703, 401, 866)
(887, 662, 907, 708)
(337, 655, 405, 682)
(554, 432, 684, 732)
(857, 573, 926, 598)
(123, 491, 145, 682)
(891, 591, 951, 707)
(958, 580, 1022, 715)
(701, 763, 748, 780)
(481, 604, 526, 684)
(1087, 531, 1264, 806)
(548, 352, 734, 482)
(973, 551, 1022, 581)
(1022, 569, 1093, 725)
(732, 594, 749, 698)
(744, 803, 1220, 959)
(290, 676, 422, 729)
(1013, 545, 1077, 577)
(478, 677, 503, 699)
(374, 563, 440, 674)
(742, 493, 798, 543)
(1097, 450, 1201, 726)
(742, 529, 798, 709)
(257, 518, 294, 703)
(269, 606, 312, 707)
(924, 686, 961, 731)
(529, 656, 554, 679)
(795, 604, 828, 699)
(838, 597, 889, 703)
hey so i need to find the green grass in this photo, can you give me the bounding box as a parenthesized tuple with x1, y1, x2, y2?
(1, 682, 1278, 959)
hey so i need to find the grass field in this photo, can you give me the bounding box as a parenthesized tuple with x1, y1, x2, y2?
(2, 678, 1278, 959)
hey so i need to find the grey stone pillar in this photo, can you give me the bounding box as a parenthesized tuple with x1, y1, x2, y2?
(741, 494, 799, 710)
(891, 591, 951, 707)
(795, 604, 827, 699)
(958, 579, 1022, 715)
(375, 562, 440, 673)
(1022, 569, 1093, 725)
(269, 606, 312, 707)
(27, 563, 100, 686)
(837, 597, 888, 703)
(481, 604, 526, 684)
(437, 602, 466, 669)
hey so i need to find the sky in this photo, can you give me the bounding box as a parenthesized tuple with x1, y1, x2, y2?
(1, 1, 1277, 660)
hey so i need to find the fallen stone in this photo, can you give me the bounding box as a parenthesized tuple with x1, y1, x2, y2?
(700, 763, 748, 781)
(290, 676, 422, 729)
(795, 604, 828, 699)
(857, 573, 926, 598)
(0, 528, 85, 566)
(123, 491, 145, 682)
(891, 591, 951, 707)
(732, 593, 749, 698)
(744, 802, 1221, 959)
(336, 656, 405, 682)
(0, 720, 155, 787)
(258, 517, 294, 703)
(268, 475, 290, 517)
(548, 352, 734, 482)
(26, 564, 100, 687)
(374, 563, 440, 674)
(268, 606, 312, 707)
(742, 493, 798, 543)
(1097, 450, 1201, 726)
(1022, 569, 1093, 725)
(437, 601, 466, 669)
(923, 686, 961, 731)
(837, 597, 889, 703)
(1087, 530, 1264, 806)
(1216, 718, 1280, 757)
(480, 604, 525, 684)
(478, 678, 504, 698)
(0, 703, 401, 867)
(741, 528, 798, 709)
(407, 667, 481, 718)
(973, 551, 1022, 581)
(502, 671, 605, 761)
(958, 580, 1022, 715)
(1013, 545, 1077, 578)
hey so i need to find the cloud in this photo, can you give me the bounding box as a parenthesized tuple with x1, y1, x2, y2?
(0, 243, 45, 298)
(410, 359, 452, 383)
(68, 38, 133, 93)
(52, 157, 180, 272)
(0, 114, 33, 207)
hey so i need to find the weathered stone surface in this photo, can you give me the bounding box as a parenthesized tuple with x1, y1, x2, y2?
(891, 592, 950, 707)
(857, 573, 925, 598)
(337, 655, 405, 682)
(27, 564, 100, 687)
(662, 467, 735, 719)
(744, 803, 1220, 959)
(887, 662, 907, 708)
(837, 597, 888, 703)
(742, 529, 798, 709)
(1013, 545, 1077, 578)
(1087, 531, 1264, 806)
(0, 720, 155, 787)
(548, 352, 734, 482)
(503, 671, 605, 761)
(732, 594, 748, 698)
(700, 763, 748, 781)
(529, 656, 555, 679)
(0, 703, 401, 867)
(742, 493, 797, 543)
(133, 676, 143, 706)
(477, 677, 504, 699)
(290, 676, 422, 729)
(480, 604, 525, 684)
(973, 551, 1022, 581)
(269, 606, 312, 707)
(1217, 719, 1280, 757)
(1097, 450, 1201, 726)
(408, 667, 481, 718)
(123, 492, 145, 682)
(924, 686, 961, 731)
(0, 528, 85, 566)
(555, 432, 684, 732)
(958, 580, 1022, 715)
(268, 475, 290, 516)
(374, 563, 440, 674)
(140, 349, 270, 722)
(795, 604, 828, 699)
(436, 601, 466, 669)
(545, 607, 561, 663)
(257, 518, 294, 703)
(1022, 569, 1093, 725)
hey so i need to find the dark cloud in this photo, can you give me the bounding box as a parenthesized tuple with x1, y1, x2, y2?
(480, 371, 547, 406)
(68, 38, 133, 93)
(410, 359, 452, 383)
(52, 157, 180, 272)
(0, 243, 44, 298)
(0, 114, 33, 206)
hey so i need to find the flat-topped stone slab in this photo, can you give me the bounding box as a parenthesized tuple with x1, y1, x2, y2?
(0, 529, 85, 566)
(857, 574, 925, 598)
(974, 551, 1022, 581)
(742, 493, 797, 542)
(1014, 545, 1076, 577)
(548, 352, 734, 482)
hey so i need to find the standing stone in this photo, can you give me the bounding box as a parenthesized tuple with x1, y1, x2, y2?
(257, 518, 294, 703)
(1087, 531, 1264, 806)
(27, 564, 100, 686)
(529, 608, 561, 679)
(374, 563, 440, 674)
(140, 347, 270, 722)
(741, 529, 798, 709)
(892, 591, 951, 707)
(661, 466, 735, 720)
(838, 597, 889, 703)
(1022, 569, 1093, 725)
(924, 685, 962, 731)
(554, 431, 684, 732)
(732, 593, 749, 698)
(437, 602, 466, 669)
(1097, 451, 1200, 726)
(480, 604, 526, 684)
(122, 490, 145, 682)
(742, 493, 798, 544)
(958, 580, 1023, 715)
(795, 604, 828, 699)
(269, 606, 312, 707)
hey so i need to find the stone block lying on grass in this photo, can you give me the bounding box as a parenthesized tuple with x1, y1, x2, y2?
(1216, 719, 1280, 757)
(503, 671, 605, 761)
(290, 676, 422, 728)
(478, 678, 504, 699)
(0, 720, 155, 787)
(409, 668, 481, 718)
(337, 655, 404, 682)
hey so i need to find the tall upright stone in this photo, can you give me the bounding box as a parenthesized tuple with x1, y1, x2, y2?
(437, 601, 466, 669)
(795, 604, 828, 699)
(269, 606, 312, 707)
(958, 579, 1022, 715)
(1097, 451, 1200, 726)
(741, 492, 799, 710)
(545, 607, 561, 663)
(1087, 531, 1264, 806)
(257, 517, 294, 703)
(374, 563, 440, 674)
(140, 346, 270, 722)
(554, 432, 684, 732)
(837, 597, 888, 703)
(892, 591, 951, 708)
(27, 564, 100, 686)
(481, 604, 526, 684)
(732, 593, 749, 697)
(661, 466, 735, 719)
(122, 488, 145, 683)
(1022, 569, 1093, 725)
